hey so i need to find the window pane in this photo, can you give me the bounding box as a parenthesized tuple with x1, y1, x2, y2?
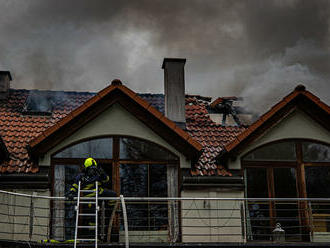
(303, 142, 330, 162)
(274, 168, 297, 198)
(246, 168, 268, 198)
(150, 165, 168, 230)
(120, 137, 178, 161)
(53, 164, 80, 240)
(273, 168, 300, 240)
(54, 138, 112, 159)
(64, 165, 80, 240)
(246, 168, 270, 240)
(120, 164, 148, 197)
(120, 164, 148, 230)
(305, 166, 330, 232)
(243, 141, 296, 161)
(120, 164, 168, 231)
(305, 166, 330, 198)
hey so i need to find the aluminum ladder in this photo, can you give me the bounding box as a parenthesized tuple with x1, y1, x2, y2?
(74, 181, 99, 248)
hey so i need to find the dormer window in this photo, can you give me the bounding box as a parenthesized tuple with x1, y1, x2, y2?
(23, 91, 54, 115)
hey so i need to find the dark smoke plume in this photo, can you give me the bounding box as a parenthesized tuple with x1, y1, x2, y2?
(0, 0, 329, 113)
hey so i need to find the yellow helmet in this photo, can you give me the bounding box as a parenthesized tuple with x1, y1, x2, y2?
(84, 157, 97, 168)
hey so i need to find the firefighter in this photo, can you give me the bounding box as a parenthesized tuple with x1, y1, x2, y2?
(66, 158, 115, 199)
(66, 157, 117, 241)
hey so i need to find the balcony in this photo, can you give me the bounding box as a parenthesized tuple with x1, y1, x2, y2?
(1, 189, 330, 247)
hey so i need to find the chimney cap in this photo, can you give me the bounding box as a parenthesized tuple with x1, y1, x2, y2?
(0, 71, 12, 81)
(162, 58, 186, 69)
(111, 79, 122, 86)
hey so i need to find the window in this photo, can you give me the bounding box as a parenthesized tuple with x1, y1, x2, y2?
(243, 140, 330, 242)
(120, 164, 168, 230)
(54, 138, 113, 159)
(243, 141, 296, 161)
(52, 136, 179, 240)
(302, 142, 330, 162)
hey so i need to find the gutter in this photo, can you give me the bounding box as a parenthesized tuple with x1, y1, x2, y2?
(182, 176, 244, 189)
(0, 166, 49, 189)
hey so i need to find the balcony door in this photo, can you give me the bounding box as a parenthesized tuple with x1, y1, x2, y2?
(243, 140, 330, 242)
(245, 167, 300, 241)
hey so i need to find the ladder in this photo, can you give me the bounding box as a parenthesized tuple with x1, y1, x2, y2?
(74, 181, 99, 248)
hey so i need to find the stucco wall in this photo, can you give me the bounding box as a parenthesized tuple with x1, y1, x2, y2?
(228, 110, 330, 169)
(181, 189, 244, 242)
(0, 189, 50, 241)
(39, 103, 190, 168)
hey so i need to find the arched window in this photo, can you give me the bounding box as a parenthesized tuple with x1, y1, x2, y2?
(242, 140, 330, 241)
(52, 136, 179, 241)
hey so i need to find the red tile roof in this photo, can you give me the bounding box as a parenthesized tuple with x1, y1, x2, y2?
(223, 85, 330, 156)
(0, 85, 246, 175)
(185, 95, 246, 176)
(0, 89, 94, 173)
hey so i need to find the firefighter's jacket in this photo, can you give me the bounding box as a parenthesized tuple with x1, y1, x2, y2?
(69, 166, 110, 197)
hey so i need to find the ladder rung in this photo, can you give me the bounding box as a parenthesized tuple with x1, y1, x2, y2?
(80, 190, 95, 193)
(78, 226, 96, 229)
(80, 201, 96, 204)
(79, 213, 96, 216)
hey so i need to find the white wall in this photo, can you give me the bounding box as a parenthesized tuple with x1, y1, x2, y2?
(181, 189, 244, 243)
(39, 103, 190, 168)
(229, 110, 330, 169)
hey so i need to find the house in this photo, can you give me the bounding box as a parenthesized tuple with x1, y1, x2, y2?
(0, 58, 329, 245)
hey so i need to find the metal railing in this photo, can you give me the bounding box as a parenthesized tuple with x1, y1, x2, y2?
(1, 190, 330, 244)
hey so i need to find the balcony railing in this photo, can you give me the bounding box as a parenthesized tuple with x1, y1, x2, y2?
(1, 189, 330, 244)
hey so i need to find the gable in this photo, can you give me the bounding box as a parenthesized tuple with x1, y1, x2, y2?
(228, 109, 330, 169)
(30, 81, 202, 163)
(223, 85, 330, 161)
(39, 103, 190, 168)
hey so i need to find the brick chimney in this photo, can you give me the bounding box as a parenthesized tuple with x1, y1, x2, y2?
(0, 71, 12, 100)
(162, 58, 186, 129)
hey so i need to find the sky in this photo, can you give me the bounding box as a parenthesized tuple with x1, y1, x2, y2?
(0, 0, 329, 113)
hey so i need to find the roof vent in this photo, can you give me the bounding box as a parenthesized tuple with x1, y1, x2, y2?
(23, 91, 54, 115)
(111, 79, 122, 86)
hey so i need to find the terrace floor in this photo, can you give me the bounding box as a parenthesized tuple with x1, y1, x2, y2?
(2, 240, 330, 248)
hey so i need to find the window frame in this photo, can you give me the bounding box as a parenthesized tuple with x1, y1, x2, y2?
(50, 135, 180, 239)
(242, 139, 330, 241)
(51, 135, 179, 192)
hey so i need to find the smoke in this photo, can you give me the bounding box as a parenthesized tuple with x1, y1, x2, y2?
(225, 40, 330, 113)
(0, 0, 329, 113)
